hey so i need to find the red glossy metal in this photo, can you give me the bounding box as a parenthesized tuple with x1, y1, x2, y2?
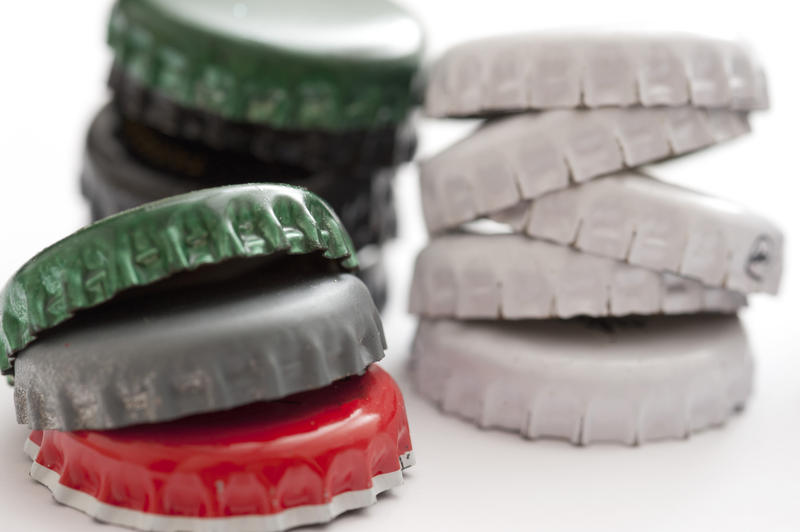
(28, 364, 412, 519)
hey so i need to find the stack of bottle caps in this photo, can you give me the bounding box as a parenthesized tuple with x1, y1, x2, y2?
(81, 0, 425, 309)
(410, 33, 783, 445)
(4, 185, 414, 531)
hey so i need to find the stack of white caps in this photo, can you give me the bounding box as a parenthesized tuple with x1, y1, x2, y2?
(410, 33, 783, 445)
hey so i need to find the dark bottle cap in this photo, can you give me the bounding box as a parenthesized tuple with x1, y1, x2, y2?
(15, 272, 384, 431)
(80, 104, 398, 250)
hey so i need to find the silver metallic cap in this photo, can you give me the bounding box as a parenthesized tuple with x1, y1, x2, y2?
(15, 272, 385, 431)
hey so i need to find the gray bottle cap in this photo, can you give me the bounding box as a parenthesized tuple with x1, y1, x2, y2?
(15, 272, 384, 431)
(496, 172, 783, 295)
(410, 233, 746, 319)
(412, 314, 753, 445)
(421, 107, 750, 232)
(425, 32, 768, 116)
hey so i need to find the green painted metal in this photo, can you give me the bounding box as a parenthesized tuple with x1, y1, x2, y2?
(108, 0, 425, 130)
(0, 184, 358, 376)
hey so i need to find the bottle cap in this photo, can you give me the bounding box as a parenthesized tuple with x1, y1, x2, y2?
(110, 65, 418, 170)
(81, 105, 398, 250)
(410, 233, 746, 319)
(15, 272, 384, 431)
(503, 172, 783, 294)
(425, 32, 768, 117)
(0, 184, 357, 376)
(421, 107, 749, 232)
(26, 364, 414, 531)
(108, 0, 424, 131)
(356, 246, 388, 311)
(412, 315, 752, 445)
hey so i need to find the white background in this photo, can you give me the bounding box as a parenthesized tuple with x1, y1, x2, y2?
(1, 1, 798, 531)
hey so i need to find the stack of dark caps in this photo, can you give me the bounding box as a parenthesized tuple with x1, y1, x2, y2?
(410, 33, 783, 445)
(4, 185, 414, 531)
(81, 0, 426, 309)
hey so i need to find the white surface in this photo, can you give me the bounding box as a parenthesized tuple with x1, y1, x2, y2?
(0, 1, 798, 532)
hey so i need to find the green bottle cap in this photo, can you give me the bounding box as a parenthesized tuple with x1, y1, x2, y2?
(108, 0, 425, 131)
(0, 184, 357, 377)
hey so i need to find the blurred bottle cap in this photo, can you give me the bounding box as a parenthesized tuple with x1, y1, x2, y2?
(26, 364, 414, 530)
(0, 184, 357, 376)
(425, 32, 768, 117)
(81, 104, 398, 250)
(412, 315, 752, 445)
(108, 64, 418, 170)
(15, 272, 384, 431)
(108, 0, 425, 130)
(410, 233, 747, 319)
(357, 246, 389, 311)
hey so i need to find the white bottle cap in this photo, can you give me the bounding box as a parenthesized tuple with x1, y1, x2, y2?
(420, 107, 749, 232)
(425, 32, 768, 117)
(412, 314, 753, 445)
(410, 233, 746, 319)
(503, 172, 783, 294)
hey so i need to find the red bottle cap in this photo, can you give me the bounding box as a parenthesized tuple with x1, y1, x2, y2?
(26, 364, 413, 531)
